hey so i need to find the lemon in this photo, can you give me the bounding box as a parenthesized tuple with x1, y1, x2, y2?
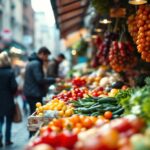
(36, 102, 42, 108)
(38, 106, 44, 113)
(38, 113, 43, 117)
(59, 111, 64, 117)
(62, 105, 67, 111)
(64, 109, 73, 117)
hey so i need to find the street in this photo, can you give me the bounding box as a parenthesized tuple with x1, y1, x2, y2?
(1, 97, 30, 150)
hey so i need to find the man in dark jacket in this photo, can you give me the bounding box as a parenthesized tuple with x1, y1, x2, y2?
(47, 53, 65, 78)
(23, 47, 56, 114)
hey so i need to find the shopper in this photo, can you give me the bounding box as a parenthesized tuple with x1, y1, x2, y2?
(47, 53, 65, 78)
(16, 68, 28, 115)
(23, 47, 57, 115)
(0, 51, 18, 147)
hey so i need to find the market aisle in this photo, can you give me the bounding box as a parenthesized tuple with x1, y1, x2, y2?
(1, 97, 30, 150)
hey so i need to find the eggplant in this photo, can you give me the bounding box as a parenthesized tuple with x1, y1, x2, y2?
(111, 81, 124, 89)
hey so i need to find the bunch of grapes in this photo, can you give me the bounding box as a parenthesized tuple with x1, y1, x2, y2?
(127, 14, 138, 43)
(109, 41, 137, 72)
(97, 32, 118, 65)
(136, 5, 150, 62)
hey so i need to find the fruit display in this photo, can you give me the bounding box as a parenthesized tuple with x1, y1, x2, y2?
(47, 115, 109, 134)
(75, 116, 145, 150)
(72, 77, 86, 87)
(52, 87, 89, 102)
(128, 4, 150, 62)
(35, 99, 74, 118)
(72, 96, 123, 118)
(109, 41, 137, 72)
(136, 5, 150, 62)
(26, 115, 146, 150)
(127, 14, 138, 43)
(27, 130, 78, 150)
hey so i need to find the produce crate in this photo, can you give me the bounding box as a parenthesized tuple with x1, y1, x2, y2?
(27, 112, 53, 131)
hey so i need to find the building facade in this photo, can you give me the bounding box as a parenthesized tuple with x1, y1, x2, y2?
(0, 0, 34, 50)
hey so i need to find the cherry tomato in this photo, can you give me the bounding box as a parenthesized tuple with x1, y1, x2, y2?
(104, 111, 113, 119)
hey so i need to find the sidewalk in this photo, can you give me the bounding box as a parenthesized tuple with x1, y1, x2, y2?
(1, 97, 30, 150)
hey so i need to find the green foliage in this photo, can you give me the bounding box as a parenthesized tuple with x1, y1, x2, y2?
(92, 0, 110, 14)
(72, 39, 88, 56)
(116, 77, 150, 123)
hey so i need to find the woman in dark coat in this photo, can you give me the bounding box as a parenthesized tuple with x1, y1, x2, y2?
(0, 52, 17, 147)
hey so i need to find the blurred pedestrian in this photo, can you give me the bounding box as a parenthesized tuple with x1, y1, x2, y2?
(23, 47, 57, 115)
(47, 53, 65, 78)
(0, 52, 17, 147)
(16, 68, 28, 115)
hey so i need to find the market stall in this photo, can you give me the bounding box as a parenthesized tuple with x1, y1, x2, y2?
(26, 0, 150, 150)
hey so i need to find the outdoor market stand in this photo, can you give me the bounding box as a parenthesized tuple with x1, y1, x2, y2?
(26, 0, 150, 150)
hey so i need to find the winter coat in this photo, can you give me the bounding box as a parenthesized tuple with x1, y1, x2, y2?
(23, 53, 56, 98)
(0, 66, 17, 117)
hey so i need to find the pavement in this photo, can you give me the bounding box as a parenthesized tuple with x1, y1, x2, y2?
(0, 97, 30, 150)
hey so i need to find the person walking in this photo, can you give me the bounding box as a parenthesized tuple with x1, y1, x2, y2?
(0, 52, 18, 147)
(47, 53, 65, 78)
(23, 47, 57, 115)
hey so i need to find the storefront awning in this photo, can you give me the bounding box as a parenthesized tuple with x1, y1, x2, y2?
(51, 0, 89, 38)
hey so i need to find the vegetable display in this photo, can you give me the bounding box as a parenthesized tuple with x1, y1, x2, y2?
(72, 96, 124, 118)
(116, 77, 150, 123)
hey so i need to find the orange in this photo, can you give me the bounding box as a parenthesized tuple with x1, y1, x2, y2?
(82, 118, 93, 128)
(52, 119, 63, 128)
(72, 127, 81, 134)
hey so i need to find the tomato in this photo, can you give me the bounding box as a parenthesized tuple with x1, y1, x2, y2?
(59, 131, 78, 149)
(110, 118, 132, 132)
(40, 126, 52, 136)
(32, 137, 43, 146)
(104, 111, 113, 119)
(129, 117, 145, 132)
(42, 132, 59, 147)
(100, 129, 119, 149)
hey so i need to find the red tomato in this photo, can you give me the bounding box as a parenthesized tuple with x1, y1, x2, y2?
(59, 131, 78, 149)
(42, 132, 59, 147)
(110, 118, 132, 133)
(104, 111, 113, 119)
(40, 126, 52, 136)
(120, 128, 137, 138)
(129, 117, 145, 132)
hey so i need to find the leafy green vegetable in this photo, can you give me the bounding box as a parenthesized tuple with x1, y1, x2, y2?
(116, 77, 150, 123)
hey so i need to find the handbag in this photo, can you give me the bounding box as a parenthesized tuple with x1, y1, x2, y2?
(13, 102, 22, 123)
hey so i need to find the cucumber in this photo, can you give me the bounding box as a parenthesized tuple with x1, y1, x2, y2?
(113, 108, 124, 115)
(97, 97, 117, 104)
(99, 105, 122, 111)
(75, 105, 103, 113)
(91, 111, 101, 116)
(112, 114, 120, 119)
